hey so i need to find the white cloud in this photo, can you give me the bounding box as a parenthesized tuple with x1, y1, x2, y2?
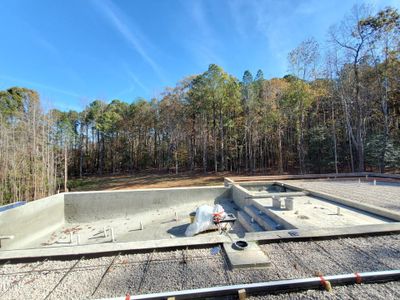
(126, 69, 150, 93)
(181, 1, 225, 68)
(91, 0, 166, 83)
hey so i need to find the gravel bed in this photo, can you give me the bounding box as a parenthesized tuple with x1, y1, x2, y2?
(350, 235, 400, 249)
(279, 240, 321, 252)
(184, 247, 220, 259)
(150, 249, 182, 261)
(0, 260, 43, 275)
(342, 237, 400, 269)
(2, 271, 65, 299)
(229, 264, 280, 284)
(315, 239, 353, 251)
(249, 281, 400, 299)
(114, 252, 150, 264)
(0, 274, 26, 298)
(267, 240, 348, 276)
(327, 249, 385, 272)
(289, 248, 346, 276)
(184, 256, 229, 289)
(249, 287, 352, 300)
(1, 235, 398, 299)
(259, 243, 309, 279)
(0, 259, 78, 300)
(138, 259, 183, 294)
(92, 261, 145, 298)
(46, 256, 114, 300)
(389, 233, 400, 241)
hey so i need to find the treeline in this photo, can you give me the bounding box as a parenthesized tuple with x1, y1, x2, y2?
(0, 5, 399, 204)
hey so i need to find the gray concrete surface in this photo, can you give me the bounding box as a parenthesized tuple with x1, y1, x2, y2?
(223, 242, 270, 269)
(253, 195, 391, 229)
(234, 180, 395, 234)
(32, 198, 243, 249)
(0, 193, 64, 250)
(65, 186, 230, 222)
(231, 184, 252, 208)
(0, 186, 231, 251)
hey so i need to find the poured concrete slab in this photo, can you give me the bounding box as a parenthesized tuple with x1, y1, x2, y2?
(24, 198, 245, 251)
(223, 242, 270, 269)
(0, 186, 232, 251)
(252, 195, 391, 230)
(281, 181, 400, 221)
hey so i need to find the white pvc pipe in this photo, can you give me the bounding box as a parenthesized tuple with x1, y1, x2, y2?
(110, 228, 115, 242)
(103, 226, 108, 238)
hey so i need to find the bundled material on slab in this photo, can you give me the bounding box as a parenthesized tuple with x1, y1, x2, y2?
(184, 204, 225, 237)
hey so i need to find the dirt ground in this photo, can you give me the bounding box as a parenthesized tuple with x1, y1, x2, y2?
(69, 171, 400, 192)
(69, 171, 234, 191)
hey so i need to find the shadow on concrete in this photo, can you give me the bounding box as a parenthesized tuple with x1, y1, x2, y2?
(167, 224, 190, 237)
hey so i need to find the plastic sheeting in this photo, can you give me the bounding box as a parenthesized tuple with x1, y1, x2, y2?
(185, 204, 226, 237)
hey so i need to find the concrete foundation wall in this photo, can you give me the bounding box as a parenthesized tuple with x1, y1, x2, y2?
(239, 181, 303, 191)
(0, 193, 64, 250)
(231, 184, 252, 208)
(64, 186, 230, 223)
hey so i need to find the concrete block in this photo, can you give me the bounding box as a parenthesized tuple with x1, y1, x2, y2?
(223, 242, 270, 269)
(272, 196, 281, 209)
(285, 197, 294, 211)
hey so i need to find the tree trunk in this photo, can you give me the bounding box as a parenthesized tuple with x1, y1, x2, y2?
(331, 105, 339, 174)
(213, 107, 217, 173)
(79, 122, 84, 178)
(64, 143, 68, 192)
(219, 109, 225, 171)
(348, 131, 355, 173)
(277, 124, 283, 174)
(202, 114, 208, 173)
(175, 150, 178, 174)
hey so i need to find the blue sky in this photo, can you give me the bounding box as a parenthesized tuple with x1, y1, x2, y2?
(0, 0, 399, 111)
